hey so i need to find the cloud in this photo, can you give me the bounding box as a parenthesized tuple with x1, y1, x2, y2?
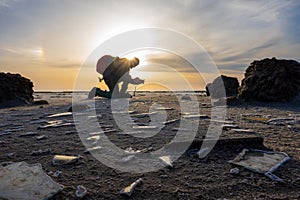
(0, 0, 21, 8)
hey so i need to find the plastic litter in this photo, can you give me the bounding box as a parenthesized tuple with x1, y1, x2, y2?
(120, 178, 143, 197)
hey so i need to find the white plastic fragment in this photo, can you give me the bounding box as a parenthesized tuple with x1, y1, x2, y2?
(52, 155, 79, 165)
(120, 178, 143, 197)
(159, 155, 173, 168)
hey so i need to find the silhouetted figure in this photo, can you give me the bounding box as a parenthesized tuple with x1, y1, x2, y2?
(97, 55, 144, 97)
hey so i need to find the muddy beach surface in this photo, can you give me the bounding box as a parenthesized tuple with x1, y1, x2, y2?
(0, 92, 299, 199)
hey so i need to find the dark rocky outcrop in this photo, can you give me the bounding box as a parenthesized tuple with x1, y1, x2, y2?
(0, 72, 34, 108)
(206, 75, 239, 98)
(238, 58, 300, 102)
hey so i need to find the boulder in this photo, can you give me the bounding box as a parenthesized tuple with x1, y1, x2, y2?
(0, 72, 34, 108)
(206, 75, 239, 98)
(238, 58, 300, 102)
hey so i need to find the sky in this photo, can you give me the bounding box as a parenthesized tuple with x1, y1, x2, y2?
(0, 0, 300, 91)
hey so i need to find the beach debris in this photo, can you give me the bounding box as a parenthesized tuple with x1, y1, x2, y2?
(155, 107, 174, 111)
(112, 110, 135, 115)
(36, 135, 47, 140)
(30, 119, 48, 124)
(229, 168, 240, 175)
(222, 124, 239, 130)
(48, 112, 72, 118)
(163, 119, 180, 125)
(0, 162, 63, 200)
(84, 146, 102, 154)
(120, 155, 136, 163)
(38, 120, 74, 129)
(31, 148, 52, 156)
(52, 155, 79, 166)
(120, 178, 143, 197)
(266, 118, 295, 125)
(231, 129, 256, 134)
(19, 132, 38, 137)
(132, 125, 158, 130)
(242, 115, 270, 123)
(229, 149, 291, 182)
(183, 114, 210, 119)
(86, 135, 100, 141)
(125, 147, 142, 154)
(159, 155, 173, 168)
(65, 131, 77, 135)
(75, 185, 87, 199)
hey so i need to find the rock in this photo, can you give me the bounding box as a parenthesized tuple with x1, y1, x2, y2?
(75, 185, 87, 199)
(33, 100, 49, 105)
(0, 162, 63, 200)
(214, 96, 240, 106)
(238, 58, 300, 102)
(206, 75, 239, 98)
(0, 72, 34, 108)
(229, 168, 240, 175)
(181, 94, 192, 101)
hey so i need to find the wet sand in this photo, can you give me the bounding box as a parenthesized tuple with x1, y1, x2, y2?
(0, 92, 299, 199)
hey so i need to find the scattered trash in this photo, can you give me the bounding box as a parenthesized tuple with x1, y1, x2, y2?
(120, 155, 136, 163)
(19, 132, 38, 137)
(222, 124, 239, 130)
(112, 110, 135, 115)
(48, 112, 72, 118)
(65, 131, 77, 135)
(75, 185, 87, 199)
(231, 129, 256, 134)
(159, 155, 173, 168)
(30, 119, 48, 124)
(38, 120, 75, 129)
(242, 115, 269, 123)
(155, 107, 174, 111)
(84, 146, 102, 154)
(36, 135, 47, 140)
(267, 118, 295, 125)
(163, 119, 180, 125)
(229, 149, 291, 182)
(183, 114, 210, 119)
(32, 148, 52, 156)
(124, 147, 142, 154)
(132, 125, 158, 130)
(52, 155, 79, 166)
(120, 178, 143, 197)
(0, 162, 63, 200)
(229, 168, 240, 175)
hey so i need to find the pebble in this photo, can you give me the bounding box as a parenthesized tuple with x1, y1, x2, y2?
(229, 168, 240, 174)
(75, 185, 87, 199)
